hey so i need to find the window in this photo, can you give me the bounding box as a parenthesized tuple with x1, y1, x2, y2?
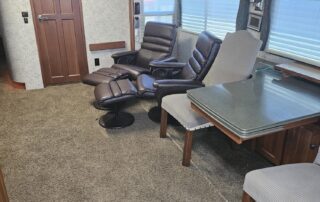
(266, 0, 320, 67)
(143, 0, 175, 24)
(181, 0, 240, 39)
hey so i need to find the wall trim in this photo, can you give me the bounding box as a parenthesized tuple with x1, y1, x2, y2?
(89, 41, 126, 51)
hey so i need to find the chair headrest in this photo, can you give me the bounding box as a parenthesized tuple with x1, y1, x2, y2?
(144, 22, 177, 40)
(196, 31, 222, 59)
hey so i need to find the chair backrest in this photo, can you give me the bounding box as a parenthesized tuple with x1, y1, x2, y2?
(203, 30, 262, 86)
(314, 147, 320, 165)
(179, 31, 222, 81)
(136, 22, 177, 69)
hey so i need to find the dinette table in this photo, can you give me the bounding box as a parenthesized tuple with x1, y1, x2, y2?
(187, 67, 320, 145)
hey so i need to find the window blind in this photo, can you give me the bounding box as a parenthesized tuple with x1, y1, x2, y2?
(266, 0, 320, 67)
(181, 0, 206, 34)
(206, 0, 240, 39)
(143, 0, 175, 23)
(138, 0, 175, 43)
(181, 0, 239, 39)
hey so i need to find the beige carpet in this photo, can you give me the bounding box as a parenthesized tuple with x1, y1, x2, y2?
(0, 58, 271, 201)
(0, 79, 230, 201)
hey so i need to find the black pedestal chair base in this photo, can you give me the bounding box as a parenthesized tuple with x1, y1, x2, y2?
(99, 111, 135, 129)
(148, 106, 180, 126)
(94, 79, 138, 129)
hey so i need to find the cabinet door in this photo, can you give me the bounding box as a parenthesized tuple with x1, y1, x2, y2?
(282, 124, 320, 164)
(256, 131, 287, 165)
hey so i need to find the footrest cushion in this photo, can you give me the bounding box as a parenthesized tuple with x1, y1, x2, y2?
(94, 79, 137, 106)
(82, 68, 130, 86)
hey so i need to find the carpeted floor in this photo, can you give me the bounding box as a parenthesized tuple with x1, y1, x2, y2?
(0, 60, 271, 202)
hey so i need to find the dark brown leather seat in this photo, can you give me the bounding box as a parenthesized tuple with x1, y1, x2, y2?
(94, 79, 137, 129)
(95, 79, 137, 106)
(82, 68, 130, 86)
(139, 31, 222, 122)
(83, 22, 177, 86)
(93, 31, 221, 129)
(136, 31, 222, 98)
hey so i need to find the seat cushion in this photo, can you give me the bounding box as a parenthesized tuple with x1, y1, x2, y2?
(96, 68, 129, 77)
(112, 64, 150, 79)
(162, 94, 213, 131)
(244, 163, 320, 202)
(136, 74, 156, 97)
(82, 68, 130, 86)
(94, 79, 137, 106)
(82, 73, 114, 86)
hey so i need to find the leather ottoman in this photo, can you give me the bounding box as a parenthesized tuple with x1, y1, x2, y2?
(94, 79, 137, 129)
(82, 68, 130, 86)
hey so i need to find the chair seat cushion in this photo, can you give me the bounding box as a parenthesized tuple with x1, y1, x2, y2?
(112, 64, 150, 79)
(82, 68, 130, 86)
(94, 79, 137, 106)
(136, 74, 156, 97)
(244, 163, 320, 202)
(162, 94, 213, 131)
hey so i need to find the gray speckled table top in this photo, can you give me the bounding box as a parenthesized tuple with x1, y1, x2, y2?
(187, 68, 320, 139)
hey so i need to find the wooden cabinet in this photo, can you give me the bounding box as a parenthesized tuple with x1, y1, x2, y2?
(255, 123, 320, 165)
(256, 131, 286, 164)
(282, 125, 320, 164)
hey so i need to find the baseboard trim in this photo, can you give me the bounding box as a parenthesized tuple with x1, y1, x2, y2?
(3, 70, 26, 89)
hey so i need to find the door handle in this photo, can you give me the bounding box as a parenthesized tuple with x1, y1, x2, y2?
(38, 15, 49, 22)
(310, 144, 319, 150)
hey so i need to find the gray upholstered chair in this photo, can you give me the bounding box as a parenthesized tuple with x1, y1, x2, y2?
(159, 30, 262, 166)
(243, 148, 320, 202)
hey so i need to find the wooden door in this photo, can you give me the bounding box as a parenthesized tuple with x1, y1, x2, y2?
(31, 0, 88, 86)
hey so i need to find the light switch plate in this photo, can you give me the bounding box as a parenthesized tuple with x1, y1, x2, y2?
(22, 11, 28, 18)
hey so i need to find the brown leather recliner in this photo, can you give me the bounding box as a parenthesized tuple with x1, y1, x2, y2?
(136, 31, 222, 98)
(93, 31, 222, 129)
(82, 22, 177, 86)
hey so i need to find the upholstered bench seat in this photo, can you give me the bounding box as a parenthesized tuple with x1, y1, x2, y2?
(162, 94, 213, 131)
(244, 163, 320, 202)
(82, 68, 130, 86)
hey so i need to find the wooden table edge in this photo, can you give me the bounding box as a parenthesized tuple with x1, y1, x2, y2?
(191, 103, 319, 145)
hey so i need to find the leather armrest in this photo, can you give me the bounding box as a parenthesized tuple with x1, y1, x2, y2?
(149, 61, 186, 70)
(111, 50, 139, 64)
(150, 61, 186, 79)
(155, 56, 178, 63)
(154, 79, 204, 105)
(111, 50, 138, 59)
(154, 79, 204, 88)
